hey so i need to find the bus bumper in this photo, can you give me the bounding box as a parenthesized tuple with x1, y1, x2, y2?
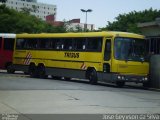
(113, 74, 149, 83)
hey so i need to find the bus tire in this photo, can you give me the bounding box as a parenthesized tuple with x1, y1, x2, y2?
(37, 64, 47, 79)
(24, 72, 29, 75)
(87, 68, 98, 85)
(116, 81, 125, 87)
(7, 63, 15, 74)
(143, 82, 149, 88)
(64, 77, 71, 81)
(52, 76, 62, 80)
(29, 64, 37, 78)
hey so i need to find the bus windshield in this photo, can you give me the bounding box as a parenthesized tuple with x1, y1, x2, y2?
(114, 37, 147, 62)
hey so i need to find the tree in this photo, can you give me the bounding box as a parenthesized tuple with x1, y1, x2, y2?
(21, 5, 38, 14)
(99, 8, 160, 33)
(0, 0, 7, 3)
(0, 5, 67, 33)
(21, 7, 33, 14)
(32, 5, 38, 12)
(64, 20, 83, 32)
(75, 25, 83, 32)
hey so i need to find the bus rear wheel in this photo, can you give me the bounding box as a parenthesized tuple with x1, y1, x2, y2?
(29, 64, 37, 78)
(87, 68, 98, 85)
(37, 65, 47, 79)
(7, 63, 15, 74)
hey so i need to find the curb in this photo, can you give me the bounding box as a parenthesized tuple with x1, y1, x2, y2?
(148, 87, 160, 92)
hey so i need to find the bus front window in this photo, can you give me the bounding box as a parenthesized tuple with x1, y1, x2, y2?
(114, 37, 147, 62)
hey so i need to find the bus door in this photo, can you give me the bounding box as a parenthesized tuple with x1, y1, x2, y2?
(102, 38, 112, 81)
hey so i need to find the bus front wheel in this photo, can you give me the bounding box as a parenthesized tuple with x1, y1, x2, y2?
(143, 82, 150, 88)
(87, 68, 98, 85)
(37, 65, 47, 79)
(64, 77, 71, 81)
(116, 81, 125, 87)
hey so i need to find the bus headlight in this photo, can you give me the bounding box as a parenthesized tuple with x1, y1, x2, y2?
(144, 77, 148, 81)
(117, 76, 121, 80)
(142, 77, 148, 81)
(117, 76, 125, 80)
(117, 75, 127, 80)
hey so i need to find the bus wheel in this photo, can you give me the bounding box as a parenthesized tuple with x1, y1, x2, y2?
(143, 82, 149, 88)
(29, 64, 37, 78)
(24, 72, 29, 75)
(7, 63, 15, 74)
(37, 65, 47, 79)
(64, 77, 71, 81)
(87, 68, 98, 85)
(116, 81, 125, 87)
(52, 76, 62, 80)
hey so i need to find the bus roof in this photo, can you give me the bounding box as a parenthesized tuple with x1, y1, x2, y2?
(16, 31, 145, 39)
(0, 33, 16, 38)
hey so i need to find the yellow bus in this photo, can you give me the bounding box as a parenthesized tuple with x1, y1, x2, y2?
(13, 31, 149, 87)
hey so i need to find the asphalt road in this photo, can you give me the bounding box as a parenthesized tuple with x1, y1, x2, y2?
(0, 71, 160, 120)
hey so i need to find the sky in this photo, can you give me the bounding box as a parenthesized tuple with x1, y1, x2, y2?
(38, 0, 160, 29)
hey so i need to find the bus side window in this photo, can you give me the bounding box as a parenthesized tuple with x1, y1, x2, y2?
(72, 38, 76, 50)
(32, 38, 38, 49)
(16, 39, 25, 49)
(56, 38, 64, 50)
(0, 37, 2, 49)
(104, 39, 111, 61)
(38, 38, 46, 49)
(45, 39, 53, 49)
(51, 39, 58, 49)
(64, 38, 73, 50)
(76, 38, 86, 51)
(4, 38, 15, 50)
(86, 37, 102, 52)
(24, 38, 38, 49)
(38, 38, 52, 50)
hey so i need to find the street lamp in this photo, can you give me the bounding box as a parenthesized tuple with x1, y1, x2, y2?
(81, 9, 92, 31)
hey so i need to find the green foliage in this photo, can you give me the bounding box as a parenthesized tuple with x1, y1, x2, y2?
(0, 4, 67, 33)
(67, 25, 83, 32)
(0, 0, 7, 3)
(20, 7, 33, 14)
(100, 8, 160, 33)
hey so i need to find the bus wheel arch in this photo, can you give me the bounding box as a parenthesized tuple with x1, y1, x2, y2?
(6, 62, 15, 74)
(37, 63, 47, 79)
(86, 67, 98, 85)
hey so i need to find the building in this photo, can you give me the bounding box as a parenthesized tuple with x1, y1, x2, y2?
(1, 0, 57, 21)
(66, 19, 95, 31)
(138, 18, 160, 89)
(138, 18, 160, 54)
(46, 15, 95, 31)
(138, 18, 160, 37)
